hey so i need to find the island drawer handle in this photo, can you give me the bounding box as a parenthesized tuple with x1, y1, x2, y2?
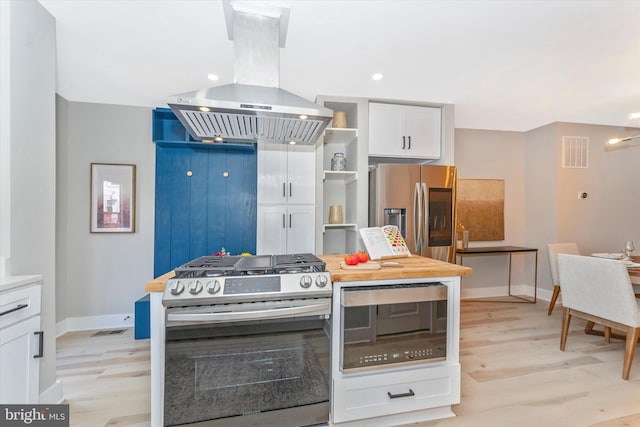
(0, 303, 28, 317)
(388, 389, 415, 399)
(34, 331, 44, 358)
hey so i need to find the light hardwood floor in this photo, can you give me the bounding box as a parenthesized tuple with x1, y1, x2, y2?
(56, 301, 640, 427)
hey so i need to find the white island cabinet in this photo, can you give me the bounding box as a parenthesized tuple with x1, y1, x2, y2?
(146, 255, 471, 427)
(320, 254, 470, 427)
(0, 275, 42, 404)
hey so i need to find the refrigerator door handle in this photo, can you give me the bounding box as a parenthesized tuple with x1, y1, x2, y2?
(413, 182, 422, 253)
(421, 182, 428, 253)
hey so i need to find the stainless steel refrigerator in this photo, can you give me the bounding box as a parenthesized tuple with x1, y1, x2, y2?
(369, 164, 457, 263)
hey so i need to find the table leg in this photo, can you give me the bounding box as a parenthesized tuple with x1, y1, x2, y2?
(533, 250, 538, 303)
(507, 252, 512, 297)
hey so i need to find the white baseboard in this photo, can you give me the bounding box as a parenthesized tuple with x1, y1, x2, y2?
(40, 379, 63, 404)
(461, 284, 554, 303)
(56, 312, 134, 337)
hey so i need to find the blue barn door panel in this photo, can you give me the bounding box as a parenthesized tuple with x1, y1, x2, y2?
(169, 150, 192, 269)
(226, 148, 257, 254)
(154, 147, 193, 277)
(206, 148, 227, 255)
(154, 145, 257, 277)
(189, 149, 210, 259)
(154, 147, 173, 276)
(205, 147, 257, 256)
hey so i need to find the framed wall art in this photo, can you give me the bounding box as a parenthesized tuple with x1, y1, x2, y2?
(456, 178, 504, 241)
(90, 163, 136, 233)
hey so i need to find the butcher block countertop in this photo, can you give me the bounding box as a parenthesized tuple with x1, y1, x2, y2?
(145, 270, 175, 293)
(319, 254, 472, 282)
(144, 255, 472, 292)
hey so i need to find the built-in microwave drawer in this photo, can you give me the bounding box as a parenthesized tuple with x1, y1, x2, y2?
(332, 363, 460, 423)
(0, 283, 41, 330)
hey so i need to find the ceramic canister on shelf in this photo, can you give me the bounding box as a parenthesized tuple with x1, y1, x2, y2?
(331, 152, 346, 171)
(332, 111, 347, 128)
(328, 205, 344, 224)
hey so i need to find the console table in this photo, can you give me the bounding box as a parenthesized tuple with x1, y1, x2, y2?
(456, 246, 538, 303)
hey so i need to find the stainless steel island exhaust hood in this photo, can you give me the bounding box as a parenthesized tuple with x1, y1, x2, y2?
(166, 1, 333, 145)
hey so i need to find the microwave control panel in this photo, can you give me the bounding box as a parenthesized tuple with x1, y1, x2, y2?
(347, 346, 446, 371)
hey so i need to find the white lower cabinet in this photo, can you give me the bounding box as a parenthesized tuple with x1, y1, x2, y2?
(332, 364, 460, 424)
(0, 278, 42, 404)
(257, 205, 315, 255)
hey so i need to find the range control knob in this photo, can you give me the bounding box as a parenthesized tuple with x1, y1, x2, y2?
(169, 281, 185, 296)
(315, 274, 329, 288)
(188, 280, 203, 295)
(299, 275, 313, 288)
(206, 280, 222, 294)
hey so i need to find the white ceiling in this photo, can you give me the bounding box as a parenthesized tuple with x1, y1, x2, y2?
(38, 0, 640, 132)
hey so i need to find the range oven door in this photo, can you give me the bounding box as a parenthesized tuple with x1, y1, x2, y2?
(164, 300, 330, 427)
(341, 283, 447, 373)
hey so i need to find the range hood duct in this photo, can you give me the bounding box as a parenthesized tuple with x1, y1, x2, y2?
(166, 1, 333, 145)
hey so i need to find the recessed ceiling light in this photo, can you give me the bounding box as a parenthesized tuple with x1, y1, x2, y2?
(207, 74, 219, 81)
(199, 106, 211, 112)
(289, 140, 297, 145)
(372, 73, 383, 81)
(298, 114, 308, 120)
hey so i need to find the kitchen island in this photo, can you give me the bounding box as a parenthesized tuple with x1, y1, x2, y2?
(144, 255, 471, 426)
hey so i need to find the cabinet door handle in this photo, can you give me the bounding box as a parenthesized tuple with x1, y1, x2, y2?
(402, 136, 406, 149)
(282, 182, 286, 198)
(34, 331, 44, 359)
(282, 214, 286, 228)
(388, 389, 415, 399)
(289, 214, 292, 228)
(289, 182, 292, 198)
(408, 135, 411, 149)
(0, 303, 28, 317)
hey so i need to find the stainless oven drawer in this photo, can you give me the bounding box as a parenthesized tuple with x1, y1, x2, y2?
(166, 297, 331, 326)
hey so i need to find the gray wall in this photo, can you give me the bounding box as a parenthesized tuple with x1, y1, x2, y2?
(456, 122, 640, 298)
(454, 129, 529, 295)
(56, 98, 155, 327)
(3, 0, 58, 401)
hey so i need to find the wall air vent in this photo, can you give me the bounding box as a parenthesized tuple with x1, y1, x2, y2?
(562, 136, 589, 168)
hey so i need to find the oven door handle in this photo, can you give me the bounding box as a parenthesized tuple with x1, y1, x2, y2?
(167, 302, 331, 323)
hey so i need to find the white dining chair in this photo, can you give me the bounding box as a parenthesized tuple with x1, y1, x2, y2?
(547, 243, 581, 315)
(558, 254, 640, 380)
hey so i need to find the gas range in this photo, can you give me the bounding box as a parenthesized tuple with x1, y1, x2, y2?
(162, 253, 332, 307)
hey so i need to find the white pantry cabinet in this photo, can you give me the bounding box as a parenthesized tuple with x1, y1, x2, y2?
(0, 276, 42, 404)
(369, 102, 441, 159)
(257, 205, 315, 255)
(257, 143, 316, 255)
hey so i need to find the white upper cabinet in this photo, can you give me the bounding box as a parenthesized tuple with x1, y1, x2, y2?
(369, 102, 441, 159)
(258, 144, 315, 205)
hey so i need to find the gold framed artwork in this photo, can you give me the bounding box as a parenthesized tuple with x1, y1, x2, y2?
(90, 163, 136, 233)
(456, 179, 504, 241)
